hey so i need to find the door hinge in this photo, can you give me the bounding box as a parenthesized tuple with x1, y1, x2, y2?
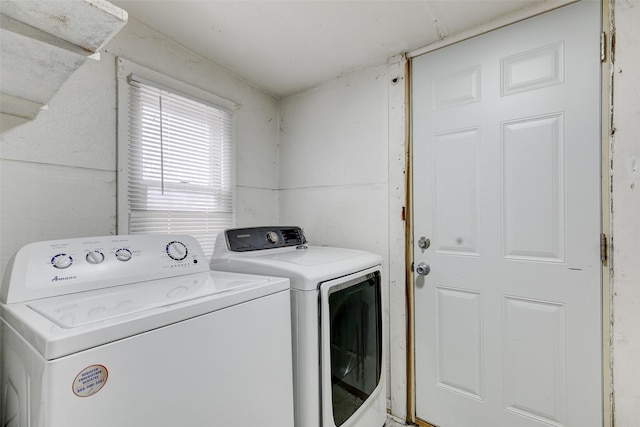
(601, 32, 606, 62)
(601, 233, 608, 263)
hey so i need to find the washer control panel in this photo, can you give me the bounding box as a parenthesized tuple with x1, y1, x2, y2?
(1, 234, 209, 304)
(224, 226, 306, 252)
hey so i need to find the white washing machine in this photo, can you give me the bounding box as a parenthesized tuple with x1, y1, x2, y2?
(210, 226, 386, 427)
(0, 234, 294, 427)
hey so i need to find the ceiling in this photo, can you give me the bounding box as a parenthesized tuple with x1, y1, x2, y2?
(110, 0, 545, 98)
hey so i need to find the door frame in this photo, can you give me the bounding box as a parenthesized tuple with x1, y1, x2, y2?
(403, 1, 613, 425)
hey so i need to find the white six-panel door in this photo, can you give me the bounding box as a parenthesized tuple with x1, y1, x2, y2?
(412, 2, 602, 426)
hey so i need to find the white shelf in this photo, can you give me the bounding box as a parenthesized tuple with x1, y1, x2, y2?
(0, 0, 127, 120)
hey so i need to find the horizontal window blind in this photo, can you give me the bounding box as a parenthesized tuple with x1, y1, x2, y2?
(126, 75, 233, 256)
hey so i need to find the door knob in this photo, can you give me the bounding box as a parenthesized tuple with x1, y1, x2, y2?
(415, 262, 431, 276)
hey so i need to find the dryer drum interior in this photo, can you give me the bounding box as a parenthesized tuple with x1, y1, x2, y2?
(325, 271, 382, 427)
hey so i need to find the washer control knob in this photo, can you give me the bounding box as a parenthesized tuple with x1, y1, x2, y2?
(115, 248, 133, 262)
(85, 250, 105, 264)
(266, 231, 279, 244)
(166, 241, 188, 261)
(51, 254, 73, 269)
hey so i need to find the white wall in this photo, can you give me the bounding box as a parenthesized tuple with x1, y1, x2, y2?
(279, 64, 390, 252)
(0, 17, 280, 278)
(0, 55, 117, 277)
(278, 61, 408, 419)
(610, 1, 640, 424)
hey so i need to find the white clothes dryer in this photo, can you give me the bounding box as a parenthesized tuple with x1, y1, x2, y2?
(0, 234, 294, 427)
(210, 226, 387, 427)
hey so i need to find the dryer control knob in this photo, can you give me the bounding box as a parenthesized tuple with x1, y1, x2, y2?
(266, 231, 279, 244)
(51, 253, 73, 269)
(86, 250, 105, 264)
(166, 241, 188, 261)
(115, 248, 132, 262)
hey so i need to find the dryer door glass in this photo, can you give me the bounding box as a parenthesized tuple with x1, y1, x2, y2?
(326, 271, 382, 426)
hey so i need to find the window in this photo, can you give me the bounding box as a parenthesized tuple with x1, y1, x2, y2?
(117, 59, 236, 256)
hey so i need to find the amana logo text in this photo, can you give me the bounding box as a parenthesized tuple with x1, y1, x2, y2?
(51, 275, 78, 282)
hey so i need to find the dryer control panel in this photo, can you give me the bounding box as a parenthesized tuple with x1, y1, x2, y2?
(1, 234, 209, 304)
(224, 226, 306, 252)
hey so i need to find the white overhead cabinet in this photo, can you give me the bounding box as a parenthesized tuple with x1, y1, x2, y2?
(0, 0, 127, 119)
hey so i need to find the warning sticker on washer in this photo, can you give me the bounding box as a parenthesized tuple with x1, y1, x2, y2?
(73, 365, 108, 397)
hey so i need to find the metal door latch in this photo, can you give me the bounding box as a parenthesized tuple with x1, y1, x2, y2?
(418, 236, 430, 249)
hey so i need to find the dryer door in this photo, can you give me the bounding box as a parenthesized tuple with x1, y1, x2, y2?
(319, 267, 382, 427)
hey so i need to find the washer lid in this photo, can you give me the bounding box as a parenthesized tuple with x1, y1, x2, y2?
(1, 270, 289, 360)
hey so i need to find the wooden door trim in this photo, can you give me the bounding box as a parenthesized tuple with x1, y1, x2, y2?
(600, 0, 613, 425)
(404, 56, 415, 424)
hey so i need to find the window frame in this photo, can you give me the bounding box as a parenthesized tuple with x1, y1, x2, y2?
(116, 57, 238, 248)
